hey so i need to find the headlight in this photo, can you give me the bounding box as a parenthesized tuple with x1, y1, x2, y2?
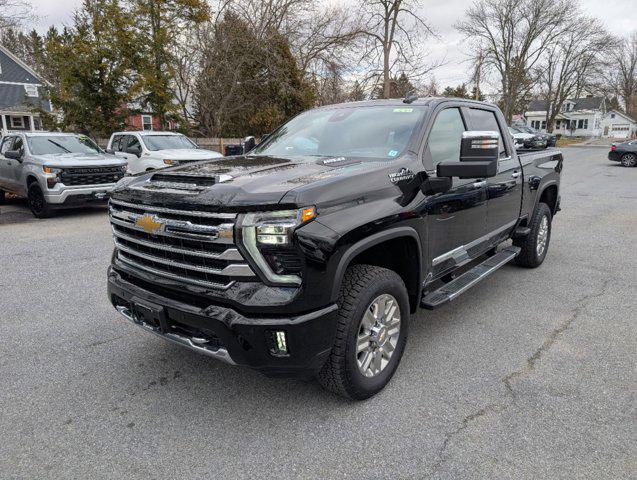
(43, 166, 62, 174)
(237, 207, 316, 285)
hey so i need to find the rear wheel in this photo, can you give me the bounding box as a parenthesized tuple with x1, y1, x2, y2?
(317, 265, 409, 400)
(27, 183, 54, 218)
(621, 153, 637, 167)
(514, 202, 552, 268)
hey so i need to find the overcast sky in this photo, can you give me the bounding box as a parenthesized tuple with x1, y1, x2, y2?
(27, 0, 637, 88)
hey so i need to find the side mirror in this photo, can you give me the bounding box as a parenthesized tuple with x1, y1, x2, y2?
(437, 131, 499, 179)
(243, 136, 256, 154)
(5, 150, 22, 161)
(420, 176, 452, 195)
(105, 148, 115, 155)
(125, 146, 141, 157)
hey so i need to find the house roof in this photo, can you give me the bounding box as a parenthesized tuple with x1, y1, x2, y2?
(527, 96, 605, 113)
(0, 83, 51, 112)
(0, 45, 44, 84)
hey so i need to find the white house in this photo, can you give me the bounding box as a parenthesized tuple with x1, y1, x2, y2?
(0, 45, 52, 136)
(525, 96, 609, 137)
(600, 110, 637, 139)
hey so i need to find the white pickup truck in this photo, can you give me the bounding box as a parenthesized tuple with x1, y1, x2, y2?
(106, 131, 223, 174)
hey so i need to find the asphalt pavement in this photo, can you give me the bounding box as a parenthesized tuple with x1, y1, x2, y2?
(0, 146, 635, 479)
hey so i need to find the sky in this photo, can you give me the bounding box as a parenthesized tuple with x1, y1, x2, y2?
(26, 0, 637, 88)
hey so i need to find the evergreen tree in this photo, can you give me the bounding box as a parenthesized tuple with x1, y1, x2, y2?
(128, 0, 209, 128)
(45, 0, 139, 137)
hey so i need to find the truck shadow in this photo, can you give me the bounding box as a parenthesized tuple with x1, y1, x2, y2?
(0, 197, 108, 225)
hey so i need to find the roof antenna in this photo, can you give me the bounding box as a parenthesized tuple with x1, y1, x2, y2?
(403, 91, 418, 104)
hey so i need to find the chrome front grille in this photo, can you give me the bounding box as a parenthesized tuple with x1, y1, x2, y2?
(109, 199, 256, 289)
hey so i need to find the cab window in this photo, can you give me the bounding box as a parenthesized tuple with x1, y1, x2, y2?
(0, 136, 14, 154)
(468, 108, 508, 157)
(426, 108, 466, 168)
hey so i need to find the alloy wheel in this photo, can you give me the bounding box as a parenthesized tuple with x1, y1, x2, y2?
(356, 294, 401, 378)
(536, 215, 549, 257)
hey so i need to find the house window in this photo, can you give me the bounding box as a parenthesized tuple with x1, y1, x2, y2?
(24, 84, 38, 97)
(10, 116, 24, 128)
(33, 117, 42, 130)
(541, 121, 546, 130)
(610, 113, 615, 119)
(577, 119, 589, 130)
(556, 120, 561, 129)
(142, 115, 153, 131)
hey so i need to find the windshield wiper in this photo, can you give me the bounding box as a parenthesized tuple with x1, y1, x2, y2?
(47, 139, 72, 153)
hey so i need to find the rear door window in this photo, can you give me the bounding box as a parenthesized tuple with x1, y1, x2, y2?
(468, 108, 508, 158)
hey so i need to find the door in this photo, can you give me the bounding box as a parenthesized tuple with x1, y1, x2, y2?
(467, 108, 522, 238)
(4, 135, 25, 192)
(112, 135, 137, 173)
(0, 135, 19, 192)
(422, 107, 488, 273)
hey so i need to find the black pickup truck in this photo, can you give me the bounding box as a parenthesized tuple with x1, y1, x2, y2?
(107, 98, 562, 400)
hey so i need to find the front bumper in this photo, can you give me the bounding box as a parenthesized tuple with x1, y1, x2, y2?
(44, 184, 116, 205)
(107, 267, 338, 378)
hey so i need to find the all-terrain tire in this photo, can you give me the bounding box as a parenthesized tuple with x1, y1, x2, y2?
(317, 265, 409, 400)
(513, 202, 552, 268)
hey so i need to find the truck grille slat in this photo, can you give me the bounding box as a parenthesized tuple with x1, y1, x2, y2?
(61, 166, 124, 186)
(109, 200, 256, 289)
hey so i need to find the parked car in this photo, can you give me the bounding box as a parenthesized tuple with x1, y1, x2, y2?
(106, 131, 223, 174)
(608, 140, 637, 167)
(518, 126, 556, 147)
(107, 98, 562, 399)
(0, 132, 127, 218)
(509, 126, 547, 149)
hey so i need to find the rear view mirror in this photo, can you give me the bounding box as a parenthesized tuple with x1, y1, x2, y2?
(437, 131, 499, 179)
(243, 136, 256, 154)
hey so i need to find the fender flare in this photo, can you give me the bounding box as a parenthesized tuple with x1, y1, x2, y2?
(534, 180, 559, 214)
(330, 226, 422, 302)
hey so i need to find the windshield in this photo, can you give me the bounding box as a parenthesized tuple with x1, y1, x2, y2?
(251, 105, 427, 159)
(508, 127, 521, 134)
(142, 135, 197, 151)
(26, 135, 101, 155)
(519, 127, 535, 133)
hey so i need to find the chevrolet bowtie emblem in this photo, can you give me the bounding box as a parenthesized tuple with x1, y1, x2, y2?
(135, 213, 163, 235)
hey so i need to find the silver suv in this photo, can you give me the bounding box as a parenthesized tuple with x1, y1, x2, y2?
(0, 132, 127, 218)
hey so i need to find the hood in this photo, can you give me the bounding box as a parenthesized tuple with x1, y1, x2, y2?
(33, 152, 127, 168)
(150, 148, 223, 160)
(113, 154, 409, 211)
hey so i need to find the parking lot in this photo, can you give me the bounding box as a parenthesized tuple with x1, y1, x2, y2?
(0, 146, 635, 479)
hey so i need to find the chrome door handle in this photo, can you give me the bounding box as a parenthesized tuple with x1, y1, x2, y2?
(472, 180, 487, 188)
(511, 172, 521, 178)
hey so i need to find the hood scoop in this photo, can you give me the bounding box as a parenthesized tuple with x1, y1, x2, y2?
(133, 172, 234, 194)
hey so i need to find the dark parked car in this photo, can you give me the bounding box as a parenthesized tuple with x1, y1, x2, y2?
(609, 140, 637, 167)
(107, 98, 562, 399)
(518, 126, 556, 147)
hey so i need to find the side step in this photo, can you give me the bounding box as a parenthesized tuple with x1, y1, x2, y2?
(421, 246, 521, 310)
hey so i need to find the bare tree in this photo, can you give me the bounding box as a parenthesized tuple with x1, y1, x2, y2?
(0, 0, 33, 30)
(539, 16, 616, 132)
(456, 0, 571, 123)
(358, 0, 438, 99)
(606, 32, 637, 117)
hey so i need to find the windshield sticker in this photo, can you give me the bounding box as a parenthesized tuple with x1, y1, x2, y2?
(388, 150, 399, 157)
(393, 108, 413, 113)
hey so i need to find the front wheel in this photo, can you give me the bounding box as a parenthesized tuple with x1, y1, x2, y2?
(514, 202, 552, 268)
(27, 183, 54, 218)
(621, 153, 637, 167)
(317, 265, 409, 400)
